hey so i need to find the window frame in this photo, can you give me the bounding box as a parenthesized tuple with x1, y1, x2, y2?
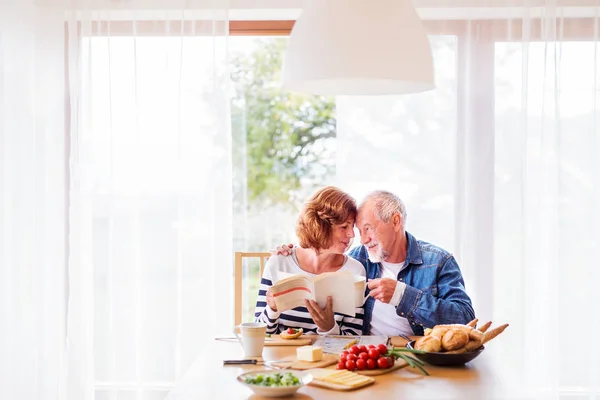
(68, 16, 599, 394)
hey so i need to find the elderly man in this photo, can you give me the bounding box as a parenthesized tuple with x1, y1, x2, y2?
(276, 190, 475, 337)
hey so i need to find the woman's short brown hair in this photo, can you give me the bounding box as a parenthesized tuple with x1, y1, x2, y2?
(296, 186, 357, 252)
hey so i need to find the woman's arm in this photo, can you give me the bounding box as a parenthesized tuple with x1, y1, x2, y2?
(339, 307, 365, 336)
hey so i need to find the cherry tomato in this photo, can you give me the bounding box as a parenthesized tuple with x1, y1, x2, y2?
(355, 359, 366, 370)
(345, 360, 356, 371)
(366, 358, 376, 369)
(336, 361, 346, 370)
(358, 352, 370, 361)
(341, 350, 349, 356)
(346, 353, 357, 361)
(377, 357, 389, 369)
(287, 328, 295, 334)
(358, 345, 367, 353)
(377, 344, 388, 354)
(339, 354, 347, 363)
(349, 345, 361, 355)
(368, 348, 380, 360)
(367, 344, 376, 349)
(386, 356, 395, 367)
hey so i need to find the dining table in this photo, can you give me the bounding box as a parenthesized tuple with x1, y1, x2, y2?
(165, 335, 536, 400)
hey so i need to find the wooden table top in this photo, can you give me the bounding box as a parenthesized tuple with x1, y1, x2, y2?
(165, 336, 534, 400)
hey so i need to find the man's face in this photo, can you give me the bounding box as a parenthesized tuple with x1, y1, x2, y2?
(356, 201, 396, 263)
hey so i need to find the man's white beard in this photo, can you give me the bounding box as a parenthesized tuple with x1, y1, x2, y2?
(367, 245, 387, 263)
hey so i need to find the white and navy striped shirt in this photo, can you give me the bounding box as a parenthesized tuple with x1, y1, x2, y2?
(254, 249, 365, 336)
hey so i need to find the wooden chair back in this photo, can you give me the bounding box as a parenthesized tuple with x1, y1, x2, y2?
(234, 252, 270, 326)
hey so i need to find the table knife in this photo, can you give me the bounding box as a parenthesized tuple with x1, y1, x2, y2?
(223, 359, 258, 365)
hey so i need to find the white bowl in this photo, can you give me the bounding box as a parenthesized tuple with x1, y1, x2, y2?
(236, 369, 312, 398)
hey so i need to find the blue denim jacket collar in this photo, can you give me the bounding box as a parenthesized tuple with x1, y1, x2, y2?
(405, 231, 423, 266)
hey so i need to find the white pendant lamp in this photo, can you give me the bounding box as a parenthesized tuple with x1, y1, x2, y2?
(282, 0, 435, 96)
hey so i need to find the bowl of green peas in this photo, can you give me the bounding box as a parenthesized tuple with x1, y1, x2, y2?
(236, 370, 312, 397)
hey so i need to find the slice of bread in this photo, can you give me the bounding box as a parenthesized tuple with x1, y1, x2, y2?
(280, 328, 303, 340)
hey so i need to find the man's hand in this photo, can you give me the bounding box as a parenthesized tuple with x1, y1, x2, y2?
(270, 243, 294, 256)
(304, 296, 335, 332)
(266, 288, 278, 311)
(367, 278, 398, 304)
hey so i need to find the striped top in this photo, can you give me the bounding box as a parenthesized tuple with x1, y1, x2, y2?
(253, 249, 366, 336)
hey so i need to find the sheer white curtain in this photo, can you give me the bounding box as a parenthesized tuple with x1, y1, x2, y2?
(2, 1, 233, 399)
(0, 1, 68, 399)
(336, 4, 600, 398)
(66, 3, 233, 400)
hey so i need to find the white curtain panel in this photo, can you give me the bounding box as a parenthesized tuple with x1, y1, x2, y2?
(2, 1, 233, 399)
(65, 3, 233, 400)
(336, 5, 600, 399)
(0, 1, 68, 399)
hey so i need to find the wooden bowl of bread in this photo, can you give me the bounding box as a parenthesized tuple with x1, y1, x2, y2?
(406, 319, 508, 366)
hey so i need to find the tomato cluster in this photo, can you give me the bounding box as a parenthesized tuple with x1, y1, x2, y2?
(336, 344, 394, 371)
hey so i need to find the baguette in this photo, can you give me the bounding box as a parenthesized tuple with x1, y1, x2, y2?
(468, 329, 484, 342)
(424, 328, 433, 336)
(478, 321, 492, 333)
(465, 337, 484, 352)
(482, 323, 509, 344)
(466, 318, 479, 328)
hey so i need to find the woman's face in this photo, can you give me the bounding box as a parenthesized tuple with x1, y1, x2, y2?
(324, 218, 355, 254)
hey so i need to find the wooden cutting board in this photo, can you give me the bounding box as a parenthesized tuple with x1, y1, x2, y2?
(270, 354, 338, 370)
(264, 335, 312, 346)
(389, 335, 420, 348)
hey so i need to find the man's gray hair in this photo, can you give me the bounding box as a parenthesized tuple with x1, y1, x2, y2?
(361, 190, 407, 226)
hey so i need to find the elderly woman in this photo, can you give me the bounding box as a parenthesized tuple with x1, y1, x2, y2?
(253, 186, 365, 336)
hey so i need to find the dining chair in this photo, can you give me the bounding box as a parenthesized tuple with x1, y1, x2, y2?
(234, 251, 270, 326)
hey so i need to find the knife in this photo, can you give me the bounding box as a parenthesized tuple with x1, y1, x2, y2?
(223, 359, 258, 365)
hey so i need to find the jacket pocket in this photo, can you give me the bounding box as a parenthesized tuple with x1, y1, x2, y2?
(422, 285, 438, 297)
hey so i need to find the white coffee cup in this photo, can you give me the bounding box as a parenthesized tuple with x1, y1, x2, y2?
(233, 322, 267, 358)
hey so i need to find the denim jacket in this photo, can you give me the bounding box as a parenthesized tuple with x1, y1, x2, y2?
(348, 231, 475, 336)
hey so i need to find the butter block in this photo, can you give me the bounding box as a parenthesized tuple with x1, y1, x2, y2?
(296, 345, 323, 362)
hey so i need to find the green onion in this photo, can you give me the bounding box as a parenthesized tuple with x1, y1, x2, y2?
(385, 347, 429, 376)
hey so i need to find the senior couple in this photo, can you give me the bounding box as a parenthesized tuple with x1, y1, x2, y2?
(254, 186, 475, 337)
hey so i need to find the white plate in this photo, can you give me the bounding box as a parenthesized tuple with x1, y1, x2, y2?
(236, 369, 313, 398)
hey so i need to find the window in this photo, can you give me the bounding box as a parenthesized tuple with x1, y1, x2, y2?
(75, 17, 599, 398)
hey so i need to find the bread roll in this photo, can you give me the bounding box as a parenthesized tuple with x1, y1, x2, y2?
(434, 324, 473, 335)
(441, 329, 469, 351)
(414, 335, 442, 353)
(429, 327, 449, 339)
(445, 347, 468, 355)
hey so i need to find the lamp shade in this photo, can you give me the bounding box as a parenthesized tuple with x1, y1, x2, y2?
(282, 0, 434, 96)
